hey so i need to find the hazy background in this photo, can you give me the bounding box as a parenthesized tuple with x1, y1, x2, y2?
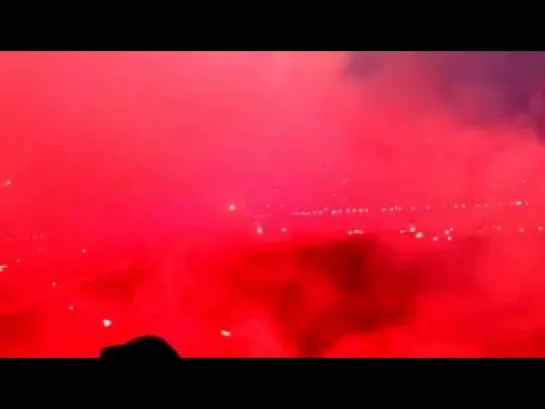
(2, 51, 545, 239)
(2, 51, 545, 356)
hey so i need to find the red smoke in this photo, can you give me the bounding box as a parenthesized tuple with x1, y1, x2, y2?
(1, 51, 545, 356)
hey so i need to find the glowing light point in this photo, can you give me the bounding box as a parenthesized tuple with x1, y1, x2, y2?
(228, 204, 237, 212)
(220, 330, 231, 337)
(415, 232, 424, 239)
(68, 305, 74, 311)
(256, 225, 263, 235)
(102, 319, 112, 328)
(5, 180, 11, 186)
(51, 281, 57, 287)
(81, 248, 87, 254)
(433, 236, 439, 242)
(281, 227, 287, 233)
(0, 265, 7, 273)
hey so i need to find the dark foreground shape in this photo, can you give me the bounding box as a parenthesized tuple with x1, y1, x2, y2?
(100, 336, 180, 360)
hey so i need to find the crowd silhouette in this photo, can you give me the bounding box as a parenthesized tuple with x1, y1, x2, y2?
(101, 336, 179, 360)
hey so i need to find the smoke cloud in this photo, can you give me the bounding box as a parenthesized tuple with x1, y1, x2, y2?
(2, 51, 545, 356)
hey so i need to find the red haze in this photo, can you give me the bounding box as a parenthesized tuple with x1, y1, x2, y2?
(1, 51, 545, 356)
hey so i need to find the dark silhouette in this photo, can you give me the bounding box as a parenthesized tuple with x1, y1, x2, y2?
(100, 336, 179, 360)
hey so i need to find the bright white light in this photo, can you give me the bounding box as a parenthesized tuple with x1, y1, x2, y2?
(0, 265, 7, 273)
(281, 228, 287, 233)
(415, 232, 424, 239)
(228, 204, 237, 212)
(220, 330, 231, 337)
(102, 319, 112, 328)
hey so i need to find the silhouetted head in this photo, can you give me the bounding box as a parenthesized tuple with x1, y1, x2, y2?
(100, 336, 179, 360)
